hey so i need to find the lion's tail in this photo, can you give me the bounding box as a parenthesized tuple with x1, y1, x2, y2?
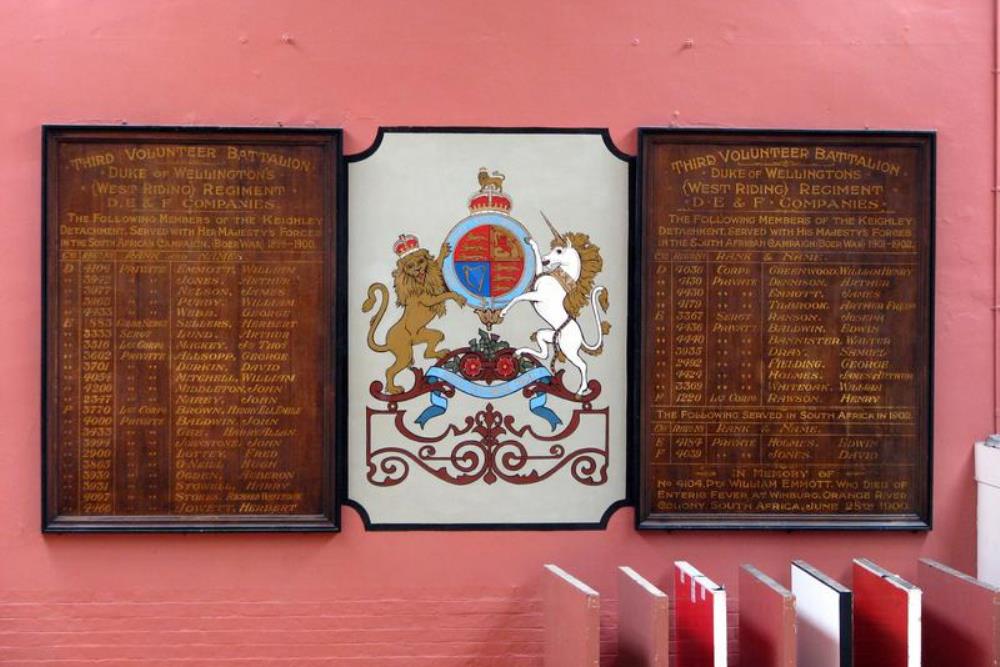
(361, 283, 390, 353)
(581, 286, 611, 356)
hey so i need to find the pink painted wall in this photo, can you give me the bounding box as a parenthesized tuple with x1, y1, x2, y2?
(0, 1, 991, 663)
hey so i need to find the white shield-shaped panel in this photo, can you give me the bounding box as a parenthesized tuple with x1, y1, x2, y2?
(347, 129, 629, 527)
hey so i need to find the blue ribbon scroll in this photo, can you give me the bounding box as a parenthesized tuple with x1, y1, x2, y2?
(415, 366, 562, 430)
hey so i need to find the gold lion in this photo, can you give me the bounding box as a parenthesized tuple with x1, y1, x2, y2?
(363, 243, 466, 394)
(478, 167, 505, 192)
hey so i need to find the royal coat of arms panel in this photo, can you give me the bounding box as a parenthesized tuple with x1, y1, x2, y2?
(347, 130, 629, 526)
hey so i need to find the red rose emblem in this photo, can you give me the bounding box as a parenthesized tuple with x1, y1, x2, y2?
(495, 353, 517, 379)
(460, 354, 483, 379)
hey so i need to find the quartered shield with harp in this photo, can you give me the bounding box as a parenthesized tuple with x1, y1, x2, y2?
(442, 168, 535, 327)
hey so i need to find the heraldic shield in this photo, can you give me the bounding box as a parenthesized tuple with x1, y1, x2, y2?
(349, 130, 628, 526)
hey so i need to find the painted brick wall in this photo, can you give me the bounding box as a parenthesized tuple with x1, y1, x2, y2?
(0, 590, 756, 665)
(0, 590, 544, 665)
(0, 0, 992, 663)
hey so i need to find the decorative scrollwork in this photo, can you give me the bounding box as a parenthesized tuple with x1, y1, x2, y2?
(366, 401, 609, 487)
(366, 341, 610, 487)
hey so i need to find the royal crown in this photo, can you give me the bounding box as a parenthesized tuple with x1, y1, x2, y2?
(469, 167, 513, 213)
(393, 233, 420, 257)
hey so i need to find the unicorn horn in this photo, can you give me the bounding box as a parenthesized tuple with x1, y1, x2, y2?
(540, 210, 565, 244)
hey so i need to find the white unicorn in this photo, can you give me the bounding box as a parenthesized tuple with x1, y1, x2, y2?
(499, 212, 610, 395)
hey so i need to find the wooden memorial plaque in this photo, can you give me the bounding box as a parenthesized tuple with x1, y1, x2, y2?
(43, 126, 342, 531)
(636, 129, 933, 529)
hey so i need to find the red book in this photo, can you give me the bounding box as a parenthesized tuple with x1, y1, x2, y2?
(919, 558, 1000, 667)
(852, 558, 920, 667)
(618, 566, 669, 667)
(739, 564, 796, 667)
(674, 561, 727, 667)
(542, 564, 600, 667)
